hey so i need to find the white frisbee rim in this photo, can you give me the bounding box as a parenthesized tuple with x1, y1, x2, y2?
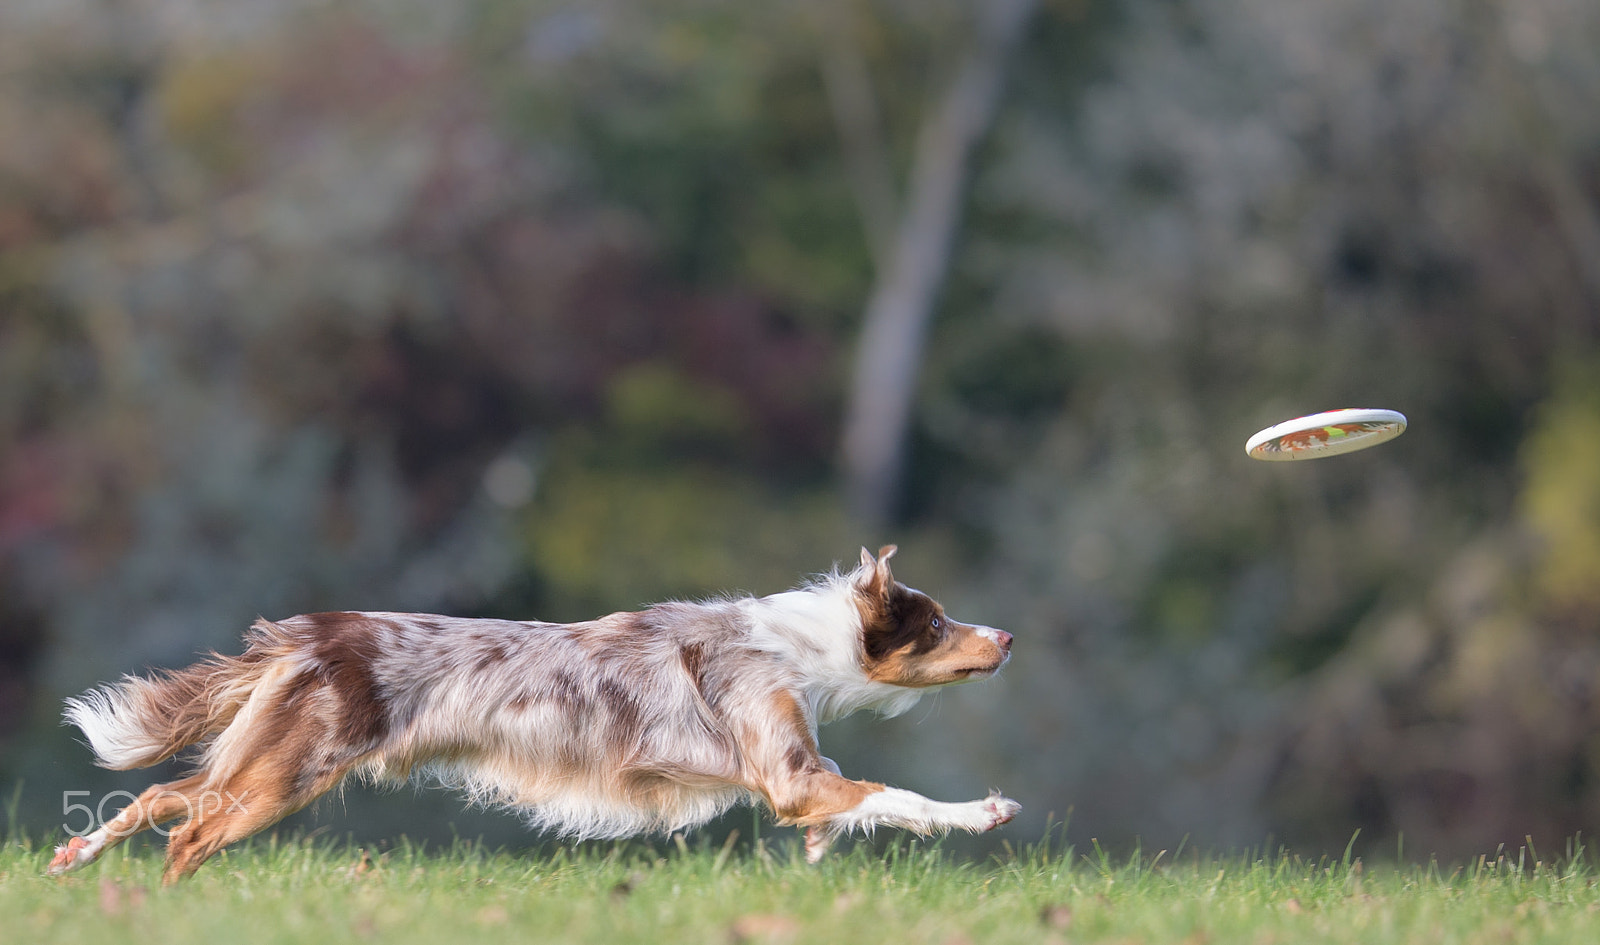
(1246, 408, 1407, 461)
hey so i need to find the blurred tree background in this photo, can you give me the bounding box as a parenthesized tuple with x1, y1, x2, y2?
(1, 0, 1598, 860)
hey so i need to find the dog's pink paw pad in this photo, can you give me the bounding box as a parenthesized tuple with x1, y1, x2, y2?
(982, 794, 1021, 829)
(47, 836, 90, 876)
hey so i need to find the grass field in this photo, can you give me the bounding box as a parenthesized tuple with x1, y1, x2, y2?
(4, 827, 1600, 945)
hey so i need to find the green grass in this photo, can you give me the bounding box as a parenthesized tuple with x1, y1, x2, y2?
(3, 829, 1599, 944)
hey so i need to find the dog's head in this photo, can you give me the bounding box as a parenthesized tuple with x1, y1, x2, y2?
(852, 546, 1012, 688)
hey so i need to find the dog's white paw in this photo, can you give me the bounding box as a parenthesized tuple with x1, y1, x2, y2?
(47, 835, 98, 876)
(980, 792, 1020, 830)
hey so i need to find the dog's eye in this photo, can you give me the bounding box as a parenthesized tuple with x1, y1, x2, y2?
(930, 617, 942, 631)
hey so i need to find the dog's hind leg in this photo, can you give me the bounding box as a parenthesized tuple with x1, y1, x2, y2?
(47, 773, 211, 876)
(159, 743, 357, 885)
(158, 692, 368, 884)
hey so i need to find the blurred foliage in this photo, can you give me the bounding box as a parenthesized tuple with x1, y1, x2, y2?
(479, 0, 879, 310)
(1522, 363, 1600, 614)
(524, 458, 854, 619)
(0, 0, 1598, 861)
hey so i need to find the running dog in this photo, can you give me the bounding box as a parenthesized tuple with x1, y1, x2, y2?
(50, 546, 1018, 882)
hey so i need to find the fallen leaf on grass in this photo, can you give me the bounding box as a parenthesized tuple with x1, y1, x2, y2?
(98, 880, 146, 917)
(728, 913, 799, 943)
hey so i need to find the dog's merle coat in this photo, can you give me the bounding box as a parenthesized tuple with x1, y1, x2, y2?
(51, 547, 1017, 882)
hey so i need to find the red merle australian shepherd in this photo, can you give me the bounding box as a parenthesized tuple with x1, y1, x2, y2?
(50, 546, 1017, 883)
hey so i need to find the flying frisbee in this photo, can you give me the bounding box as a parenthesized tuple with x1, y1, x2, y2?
(1246, 408, 1407, 461)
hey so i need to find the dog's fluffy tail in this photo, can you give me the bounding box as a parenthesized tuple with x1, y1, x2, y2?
(63, 620, 293, 770)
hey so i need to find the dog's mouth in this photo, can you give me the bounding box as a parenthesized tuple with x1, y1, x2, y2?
(956, 654, 1009, 678)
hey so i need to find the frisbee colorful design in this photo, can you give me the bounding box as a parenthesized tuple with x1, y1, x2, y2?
(1246, 408, 1407, 461)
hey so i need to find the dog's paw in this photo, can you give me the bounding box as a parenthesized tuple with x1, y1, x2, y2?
(981, 792, 1021, 830)
(804, 825, 838, 864)
(47, 836, 93, 876)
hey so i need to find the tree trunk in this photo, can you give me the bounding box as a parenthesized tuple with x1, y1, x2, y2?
(838, 0, 1038, 523)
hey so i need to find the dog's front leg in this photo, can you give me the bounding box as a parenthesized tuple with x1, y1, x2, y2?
(766, 769, 1020, 863)
(742, 692, 1019, 862)
(804, 823, 838, 863)
(806, 785, 1021, 861)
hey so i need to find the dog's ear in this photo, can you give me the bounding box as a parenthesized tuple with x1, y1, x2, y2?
(859, 545, 898, 600)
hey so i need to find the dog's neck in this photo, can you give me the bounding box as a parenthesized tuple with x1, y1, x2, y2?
(741, 577, 926, 726)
